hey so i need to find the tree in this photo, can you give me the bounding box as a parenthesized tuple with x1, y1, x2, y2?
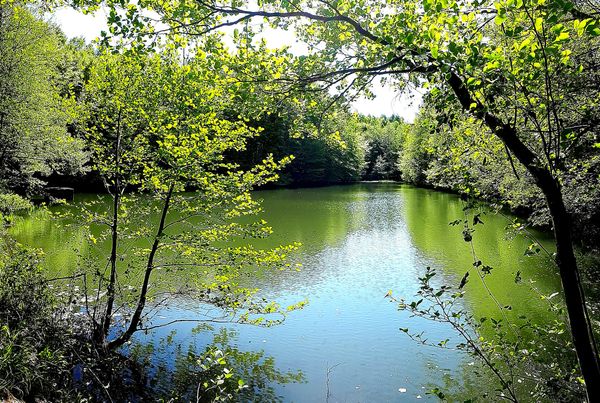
(74, 0, 600, 398)
(398, 109, 436, 185)
(76, 44, 301, 351)
(348, 115, 405, 180)
(226, 92, 365, 186)
(0, 3, 87, 194)
(401, 98, 550, 224)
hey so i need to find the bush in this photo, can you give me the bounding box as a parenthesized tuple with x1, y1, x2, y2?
(0, 241, 74, 400)
(0, 193, 32, 224)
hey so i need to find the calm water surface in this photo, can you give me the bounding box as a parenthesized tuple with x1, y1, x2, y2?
(12, 183, 561, 402)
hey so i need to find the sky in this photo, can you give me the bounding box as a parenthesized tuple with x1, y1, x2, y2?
(51, 7, 422, 122)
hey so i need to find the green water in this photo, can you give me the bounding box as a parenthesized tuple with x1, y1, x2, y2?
(10, 183, 562, 401)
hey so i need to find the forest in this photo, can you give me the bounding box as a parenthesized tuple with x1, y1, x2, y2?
(1, 0, 600, 401)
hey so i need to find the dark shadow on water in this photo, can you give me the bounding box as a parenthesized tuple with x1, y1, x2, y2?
(128, 327, 304, 402)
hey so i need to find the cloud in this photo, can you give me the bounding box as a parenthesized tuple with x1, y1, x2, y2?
(50, 7, 107, 43)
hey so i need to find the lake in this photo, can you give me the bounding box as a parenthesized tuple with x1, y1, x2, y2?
(11, 183, 562, 401)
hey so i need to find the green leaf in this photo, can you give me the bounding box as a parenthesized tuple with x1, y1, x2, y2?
(554, 31, 569, 42)
(534, 18, 543, 32)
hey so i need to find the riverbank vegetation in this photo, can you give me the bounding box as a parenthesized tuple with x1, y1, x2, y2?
(1, 0, 600, 401)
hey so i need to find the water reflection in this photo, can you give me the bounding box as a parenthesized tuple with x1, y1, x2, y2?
(10, 183, 563, 401)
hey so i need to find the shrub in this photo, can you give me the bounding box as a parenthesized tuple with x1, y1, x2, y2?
(0, 194, 32, 224)
(0, 241, 73, 400)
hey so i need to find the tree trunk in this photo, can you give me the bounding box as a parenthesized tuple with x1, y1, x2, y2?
(542, 179, 600, 400)
(447, 71, 600, 400)
(107, 183, 174, 350)
(98, 187, 120, 343)
(97, 109, 122, 345)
